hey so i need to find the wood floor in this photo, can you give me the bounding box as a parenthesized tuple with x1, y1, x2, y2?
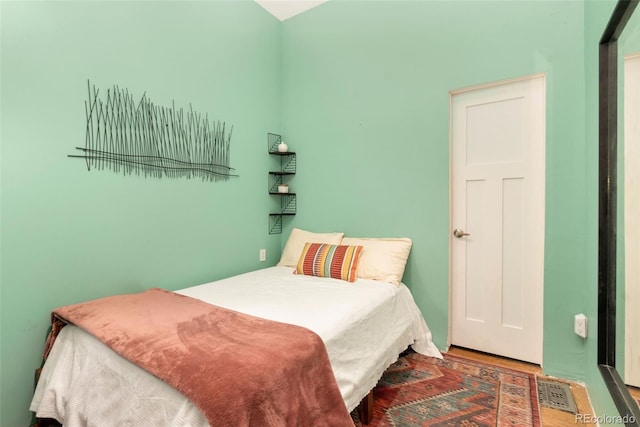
(446, 346, 597, 426)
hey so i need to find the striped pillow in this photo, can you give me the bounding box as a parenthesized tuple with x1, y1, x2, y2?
(295, 243, 364, 282)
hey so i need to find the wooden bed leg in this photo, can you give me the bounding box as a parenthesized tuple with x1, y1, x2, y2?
(357, 390, 373, 425)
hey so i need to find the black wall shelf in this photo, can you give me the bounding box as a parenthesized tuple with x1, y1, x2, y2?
(268, 133, 297, 234)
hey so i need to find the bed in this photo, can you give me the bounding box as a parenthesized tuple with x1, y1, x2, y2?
(30, 230, 442, 426)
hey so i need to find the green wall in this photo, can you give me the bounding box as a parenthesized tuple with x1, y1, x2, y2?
(281, 0, 590, 380)
(2, 0, 636, 425)
(0, 2, 281, 425)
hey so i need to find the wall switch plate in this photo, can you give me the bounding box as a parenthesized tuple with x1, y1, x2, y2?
(259, 249, 266, 262)
(574, 313, 588, 338)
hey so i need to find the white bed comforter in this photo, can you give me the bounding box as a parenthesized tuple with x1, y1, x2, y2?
(30, 266, 441, 426)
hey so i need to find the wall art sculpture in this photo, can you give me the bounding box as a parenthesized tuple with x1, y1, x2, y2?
(69, 81, 237, 181)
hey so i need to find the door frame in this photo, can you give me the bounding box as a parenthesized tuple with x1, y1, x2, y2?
(447, 73, 546, 363)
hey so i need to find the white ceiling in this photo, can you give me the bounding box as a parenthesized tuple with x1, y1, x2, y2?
(255, 0, 329, 21)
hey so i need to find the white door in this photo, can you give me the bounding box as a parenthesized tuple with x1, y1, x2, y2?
(450, 75, 545, 364)
(624, 53, 640, 388)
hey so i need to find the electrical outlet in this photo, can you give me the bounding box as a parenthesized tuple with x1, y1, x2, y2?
(259, 249, 266, 262)
(574, 314, 588, 338)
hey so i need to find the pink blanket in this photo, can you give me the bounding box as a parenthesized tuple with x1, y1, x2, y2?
(44, 288, 353, 427)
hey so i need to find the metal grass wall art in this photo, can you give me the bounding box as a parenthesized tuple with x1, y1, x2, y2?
(69, 80, 237, 181)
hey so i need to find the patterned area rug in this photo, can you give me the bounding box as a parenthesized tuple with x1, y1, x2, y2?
(352, 351, 541, 427)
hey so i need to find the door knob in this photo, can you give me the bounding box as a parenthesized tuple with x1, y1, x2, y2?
(453, 229, 470, 238)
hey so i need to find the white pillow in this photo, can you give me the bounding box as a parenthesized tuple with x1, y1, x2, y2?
(340, 237, 412, 285)
(277, 228, 344, 267)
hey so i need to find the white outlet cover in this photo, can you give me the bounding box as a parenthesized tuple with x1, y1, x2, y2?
(574, 314, 588, 338)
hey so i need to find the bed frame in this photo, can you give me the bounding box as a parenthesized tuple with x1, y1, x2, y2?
(358, 391, 374, 424)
